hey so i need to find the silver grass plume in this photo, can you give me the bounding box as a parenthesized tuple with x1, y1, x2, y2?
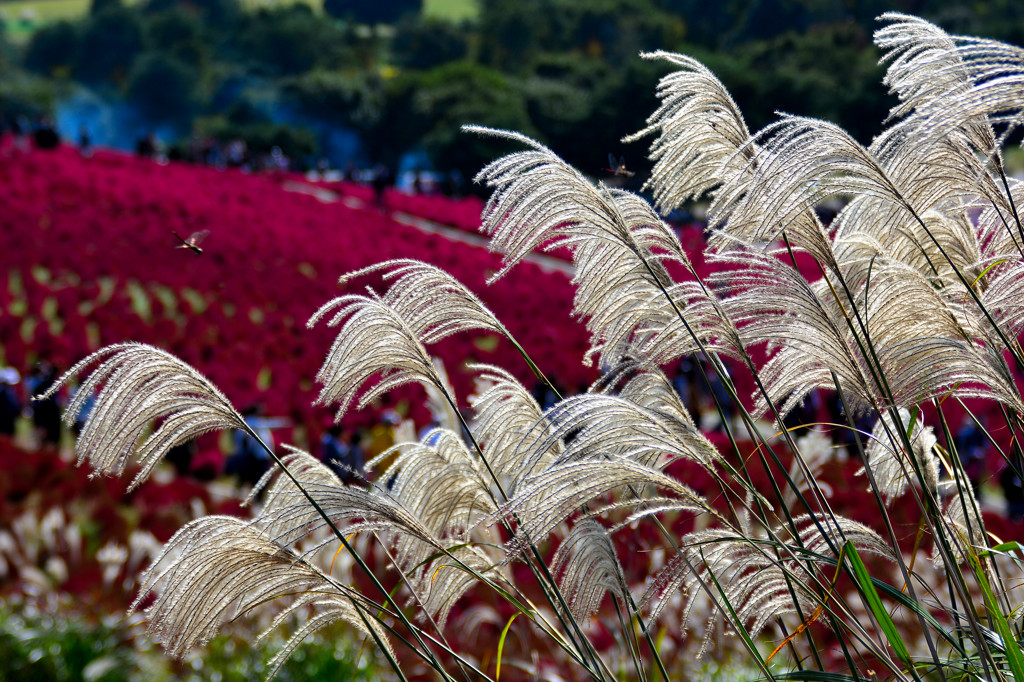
(39, 343, 244, 490)
(341, 259, 510, 345)
(248, 448, 342, 544)
(933, 489, 986, 569)
(624, 52, 753, 213)
(978, 178, 1024, 259)
(377, 429, 497, 553)
(467, 126, 685, 280)
(517, 393, 720, 476)
(640, 515, 894, 655)
(710, 116, 912, 260)
(976, 260, 1024, 341)
(467, 126, 734, 367)
(876, 13, 1024, 155)
(251, 473, 445, 573)
(132, 516, 389, 665)
(467, 364, 561, 491)
(550, 519, 629, 625)
(875, 13, 997, 155)
(308, 291, 443, 417)
(858, 408, 939, 502)
(709, 251, 876, 417)
(498, 457, 710, 560)
(424, 357, 462, 434)
(857, 260, 1022, 411)
(419, 544, 501, 629)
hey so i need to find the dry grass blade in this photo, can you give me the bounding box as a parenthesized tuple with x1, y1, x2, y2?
(38, 343, 244, 490)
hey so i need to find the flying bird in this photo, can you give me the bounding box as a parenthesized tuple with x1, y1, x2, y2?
(173, 230, 209, 256)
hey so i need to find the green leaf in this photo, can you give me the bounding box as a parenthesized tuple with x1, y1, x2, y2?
(773, 673, 863, 681)
(496, 613, 519, 682)
(843, 542, 912, 667)
(968, 548, 1024, 679)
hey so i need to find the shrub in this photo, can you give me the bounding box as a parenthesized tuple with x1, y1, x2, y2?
(44, 12, 1024, 681)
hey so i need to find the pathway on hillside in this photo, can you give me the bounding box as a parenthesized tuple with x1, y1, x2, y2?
(282, 180, 575, 276)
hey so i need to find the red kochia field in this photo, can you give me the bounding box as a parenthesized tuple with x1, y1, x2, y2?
(0, 144, 595, 443)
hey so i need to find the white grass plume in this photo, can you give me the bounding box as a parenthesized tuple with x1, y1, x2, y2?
(38, 343, 244, 490)
(624, 51, 753, 213)
(308, 291, 443, 417)
(341, 259, 510, 344)
(859, 408, 939, 502)
(132, 516, 389, 665)
(467, 364, 561, 491)
(498, 457, 709, 559)
(640, 515, 893, 655)
(419, 544, 500, 629)
(551, 519, 629, 624)
(523, 393, 720, 473)
(710, 116, 911, 257)
(379, 428, 497, 547)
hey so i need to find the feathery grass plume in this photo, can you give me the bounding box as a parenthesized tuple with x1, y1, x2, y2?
(709, 116, 912, 254)
(640, 515, 894, 654)
(132, 516, 389, 664)
(247, 447, 343, 543)
(252, 477, 445, 571)
(933, 489, 986, 569)
(594, 357, 699, 427)
(342, 259, 510, 344)
(467, 363, 562, 490)
(784, 429, 836, 509)
(377, 429, 497, 551)
(498, 457, 710, 559)
(877, 13, 1024, 153)
(978, 178, 1024, 259)
(419, 544, 501, 629)
(624, 51, 754, 212)
(976, 260, 1024, 341)
(424, 357, 462, 434)
(875, 13, 997, 153)
(467, 126, 683, 278)
(709, 250, 876, 417)
(550, 519, 629, 625)
(518, 393, 720, 475)
(468, 125, 738, 368)
(37, 343, 244, 490)
(308, 291, 443, 417)
(858, 408, 939, 502)
(857, 260, 1022, 411)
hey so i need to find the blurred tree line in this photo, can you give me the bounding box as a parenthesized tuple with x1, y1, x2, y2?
(3, 0, 1024, 176)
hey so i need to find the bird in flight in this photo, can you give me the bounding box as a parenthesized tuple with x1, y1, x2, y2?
(604, 154, 635, 178)
(173, 230, 209, 256)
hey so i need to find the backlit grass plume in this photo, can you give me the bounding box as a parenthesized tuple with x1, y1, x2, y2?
(38, 343, 245, 490)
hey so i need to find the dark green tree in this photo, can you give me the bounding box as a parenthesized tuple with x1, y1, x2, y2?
(24, 21, 79, 77)
(75, 7, 146, 84)
(322, 0, 422, 25)
(126, 52, 198, 121)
